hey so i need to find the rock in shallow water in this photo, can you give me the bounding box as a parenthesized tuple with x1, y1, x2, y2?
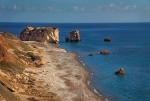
(98, 49, 111, 55)
(104, 37, 112, 42)
(115, 68, 125, 75)
(88, 53, 94, 56)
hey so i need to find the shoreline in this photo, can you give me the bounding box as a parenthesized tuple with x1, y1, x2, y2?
(56, 44, 107, 101)
(26, 41, 105, 101)
(73, 52, 107, 101)
(0, 40, 106, 101)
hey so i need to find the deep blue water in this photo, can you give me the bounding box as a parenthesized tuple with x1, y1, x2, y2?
(0, 22, 150, 101)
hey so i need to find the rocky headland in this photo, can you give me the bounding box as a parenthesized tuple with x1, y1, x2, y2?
(20, 27, 59, 43)
(0, 31, 103, 101)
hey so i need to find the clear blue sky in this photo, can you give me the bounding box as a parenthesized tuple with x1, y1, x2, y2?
(0, 0, 150, 23)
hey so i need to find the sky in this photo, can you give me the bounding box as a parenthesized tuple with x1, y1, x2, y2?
(0, 0, 150, 23)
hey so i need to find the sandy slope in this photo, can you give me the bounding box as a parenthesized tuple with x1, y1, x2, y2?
(0, 41, 104, 101)
(24, 41, 103, 101)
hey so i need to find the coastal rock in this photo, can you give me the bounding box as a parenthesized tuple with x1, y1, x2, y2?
(20, 26, 59, 43)
(115, 68, 125, 75)
(104, 37, 111, 42)
(98, 49, 111, 55)
(65, 30, 80, 42)
(88, 53, 94, 56)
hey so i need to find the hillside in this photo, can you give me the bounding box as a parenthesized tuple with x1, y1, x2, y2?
(0, 32, 102, 101)
(0, 32, 47, 101)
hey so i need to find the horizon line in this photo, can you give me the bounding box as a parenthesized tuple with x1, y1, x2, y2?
(1, 21, 150, 24)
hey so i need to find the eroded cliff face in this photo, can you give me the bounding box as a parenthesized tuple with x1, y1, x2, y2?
(0, 32, 43, 72)
(20, 27, 59, 43)
(0, 32, 50, 101)
(0, 32, 32, 70)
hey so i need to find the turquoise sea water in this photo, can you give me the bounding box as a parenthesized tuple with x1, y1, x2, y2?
(0, 22, 150, 101)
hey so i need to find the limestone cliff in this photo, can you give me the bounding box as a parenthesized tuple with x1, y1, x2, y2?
(20, 26, 59, 43)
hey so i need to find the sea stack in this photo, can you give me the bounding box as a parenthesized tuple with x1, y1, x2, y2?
(65, 30, 80, 42)
(20, 26, 59, 43)
(115, 68, 125, 75)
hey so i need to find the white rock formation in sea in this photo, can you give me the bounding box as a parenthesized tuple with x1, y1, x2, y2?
(20, 26, 59, 43)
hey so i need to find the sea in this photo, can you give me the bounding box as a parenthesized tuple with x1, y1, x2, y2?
(0, 22, 150, 101)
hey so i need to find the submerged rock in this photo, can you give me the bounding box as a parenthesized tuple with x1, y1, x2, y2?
(65, 30, 80, 42)
(88, 53, 93, 56)
(98, 49, 111, 55)
(115, 68, 125, 75)
(104, 37, 111, 42)
(65, 37, 70, 42)
(20, 26, 59, 43)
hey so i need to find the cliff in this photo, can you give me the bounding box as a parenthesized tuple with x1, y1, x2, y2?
(0, 32, 31, 72)
(0, 32, 44, 72)
(20, 26, 59, 43)
(0, 32, 48, 101)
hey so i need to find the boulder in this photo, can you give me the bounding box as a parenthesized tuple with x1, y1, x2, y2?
(98, 49, 111, 55)
(104, 37, 111, 42)
(20, 26, 59, 43)
(65, 30, 80, 42)
(115, 68, 125, 75)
